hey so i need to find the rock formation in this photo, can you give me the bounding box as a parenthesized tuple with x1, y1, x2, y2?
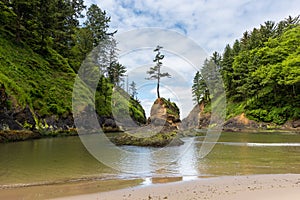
(181, 101, 211, 130)
(149, 98, 180, 129)
(113, 98, 183, 147)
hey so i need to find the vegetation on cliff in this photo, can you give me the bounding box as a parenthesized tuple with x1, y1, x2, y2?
(150, 98, 180, 127)
(192, 16, 300, 126)
(0, 1, 146, 134)
(0, 35, 74, 119)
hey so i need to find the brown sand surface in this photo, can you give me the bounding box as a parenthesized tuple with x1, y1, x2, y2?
(0, 179, 143, 200)
(52, 174, 300, 200)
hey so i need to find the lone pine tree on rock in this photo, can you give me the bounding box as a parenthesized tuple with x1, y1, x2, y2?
(146, 45, 171, 98)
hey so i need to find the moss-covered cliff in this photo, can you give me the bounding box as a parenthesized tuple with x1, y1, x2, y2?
(0, 34, 146, 139)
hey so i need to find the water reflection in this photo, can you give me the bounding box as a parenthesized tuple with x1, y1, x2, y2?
(80, 133, 197, 175)
(177, 138, 199, 176)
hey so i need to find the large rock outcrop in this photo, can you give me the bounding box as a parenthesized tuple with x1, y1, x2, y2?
(181, 102, 261, 131)
(181, 102, 211, 130)
(181, 104, 200, 130)
(223, 113, 260, 131)
(149, 98, 180, 129)
(112, 98, 184, 147)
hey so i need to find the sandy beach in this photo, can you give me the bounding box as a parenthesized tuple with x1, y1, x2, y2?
(52, 174, 300, 200)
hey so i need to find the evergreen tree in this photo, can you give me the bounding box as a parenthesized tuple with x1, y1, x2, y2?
(52, 0, 86, 56)
(201, 58, 221, 97)
(107, 62, 127, 86)
(211, 51, 222, 67)
(96, 37, 119, 76)
(240, 31, 251, 50)
(0, 1, 16, 34)
(232, 40, 241, 56)
(36, 0, 58, 52)
(69, 27, 94, 71)
(260, 21, 276, 40)
(9, 0, 39, 43)
(146, 45, 171, 98)
(85, 4, 114, 46)
(192, 71, 208, 104)
(221, 44, 234, 96)
(129, 81, 138, 100)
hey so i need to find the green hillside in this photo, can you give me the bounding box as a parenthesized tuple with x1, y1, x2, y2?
(192, 16, 300, 125)
(0, 1, 146, 136)
(0, 33, 146, 133)
(0, 35, 74, 118)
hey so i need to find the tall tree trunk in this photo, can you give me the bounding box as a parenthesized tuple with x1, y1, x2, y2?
(157, 80, 160, 98)
(157, 62, 161, 98)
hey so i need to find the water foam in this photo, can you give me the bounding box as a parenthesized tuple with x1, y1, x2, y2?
(218, 142, 300, 147)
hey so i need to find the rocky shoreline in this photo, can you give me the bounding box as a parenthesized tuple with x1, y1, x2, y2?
(0, 129, 79, 143)
(1, 98, 299, 143)
(1, 113, 299, 143)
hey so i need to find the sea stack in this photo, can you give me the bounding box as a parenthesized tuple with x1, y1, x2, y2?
(149, 98, 181, 130)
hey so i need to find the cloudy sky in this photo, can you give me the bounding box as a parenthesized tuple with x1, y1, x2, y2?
(85, 0, 299, 118)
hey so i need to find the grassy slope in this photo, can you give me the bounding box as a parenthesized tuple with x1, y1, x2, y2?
(0, 34, 146, 130)
(0, 35, 74, 117)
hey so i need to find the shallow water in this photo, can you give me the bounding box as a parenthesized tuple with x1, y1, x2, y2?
(0, 132, 299, 187)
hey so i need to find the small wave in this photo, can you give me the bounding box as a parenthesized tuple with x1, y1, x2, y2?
(217, 142, 300, 147)
(246, 143, 300, 147)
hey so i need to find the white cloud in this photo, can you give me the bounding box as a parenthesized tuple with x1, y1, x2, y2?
(87, 0, 299, 53)
(85, 0, 299, 117)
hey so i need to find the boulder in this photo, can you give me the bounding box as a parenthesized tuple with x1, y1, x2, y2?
(223, 113, 259, 131)
(112, 98, 184, 147)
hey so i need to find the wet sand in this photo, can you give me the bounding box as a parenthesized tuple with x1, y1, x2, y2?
(0, 179, 143, 200)
(53, 174, 300, 200)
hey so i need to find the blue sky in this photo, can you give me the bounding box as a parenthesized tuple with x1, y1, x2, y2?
(85, 0, 299, 118)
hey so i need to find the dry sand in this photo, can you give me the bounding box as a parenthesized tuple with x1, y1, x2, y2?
(53, 174, 300, 200)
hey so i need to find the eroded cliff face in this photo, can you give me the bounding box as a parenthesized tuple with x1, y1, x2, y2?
(181, 101, 272, 131)
(180, 104, 200, 130)
(181, 101, 211, 130)
(182, 101, 300, 132)
(0, 84, 74, 132)
(0, 84, 32, 131)
(149, 98, 180, 129)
